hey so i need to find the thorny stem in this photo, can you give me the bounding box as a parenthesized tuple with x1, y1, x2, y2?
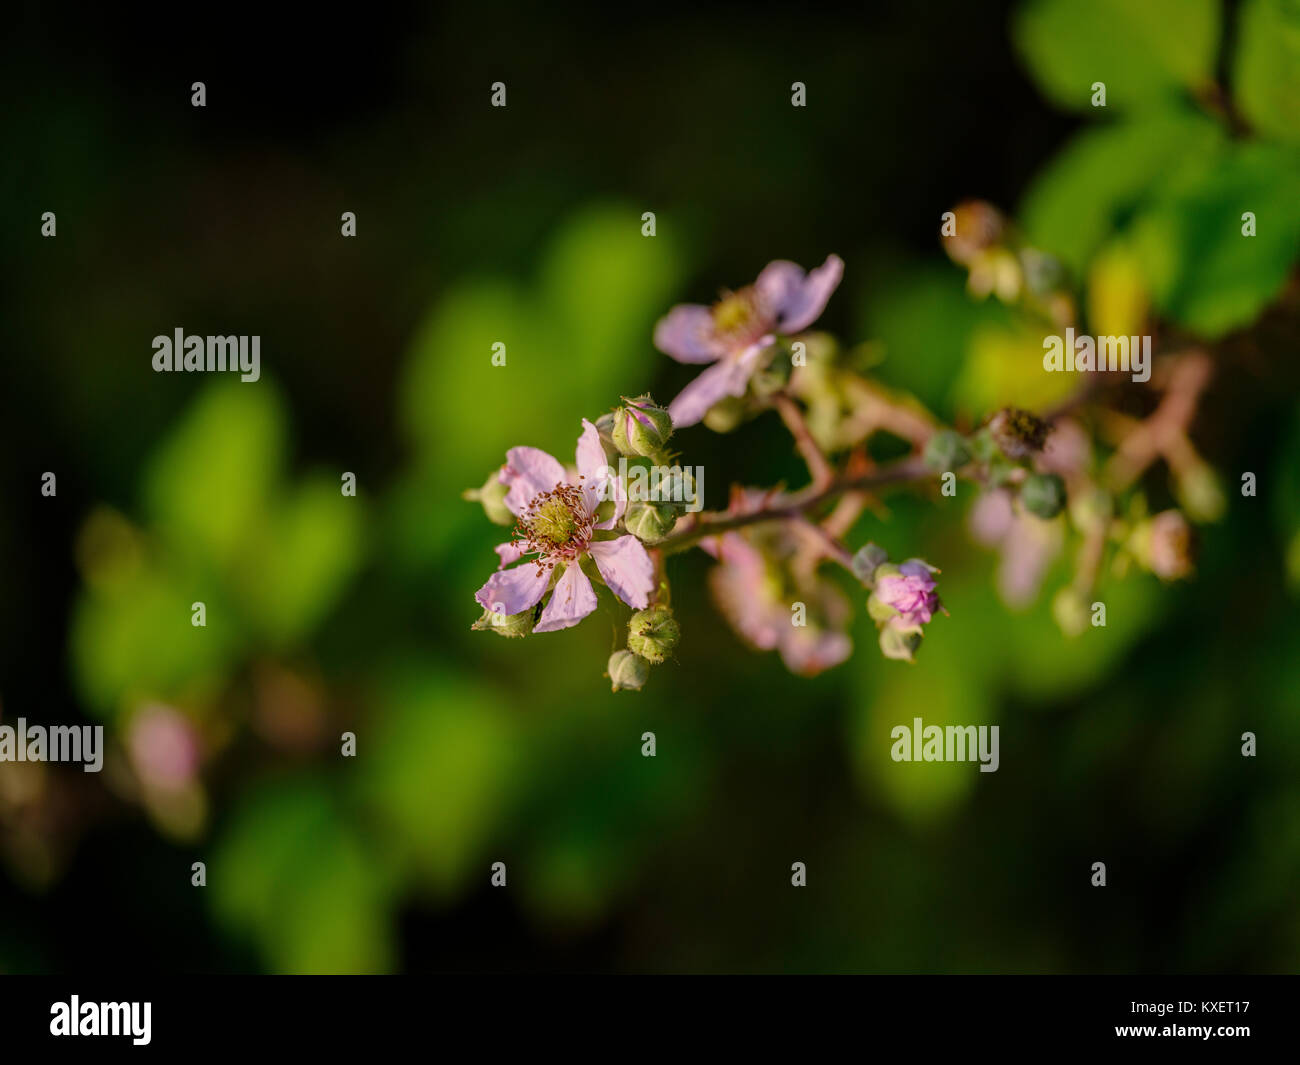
(655, 456, 933, 555)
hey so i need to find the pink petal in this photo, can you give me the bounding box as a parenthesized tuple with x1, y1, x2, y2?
(534, 563, 598, 633)
(587, 535, 654, 609)
(575, 418, 613, 516)
(475, 562, 549, 616)
(495, 542, 527, 568)
(755, 254, 843, 334)
(667, 343, 767, 428)
(779, 628, 852, 676)
(653, 304, 723, 364)
(500, 446, 566, 516)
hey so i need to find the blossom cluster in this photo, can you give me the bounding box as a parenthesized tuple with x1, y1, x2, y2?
(467, 242, 1204, 690)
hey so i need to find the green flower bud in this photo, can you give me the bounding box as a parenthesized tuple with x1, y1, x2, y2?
(624, 501, 677, 543)
(626, 605, 681, 664)
(851, 542, 889, 587)
(923, 430, 972, 472)
(879, 622, 922, 662)
(612, 395, 673, 458)
(462, 470, 512, 526)
(1174, 461, 1225, 523)
(471, 606, 535, 638)
(592, 411, 621, 461)
(1051, 587, 1089, 637)
(1020, 472, 1067, 520)
(607, 649, 650, 692)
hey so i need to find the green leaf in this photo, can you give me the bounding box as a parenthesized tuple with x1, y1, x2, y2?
(212, 779, 393, 973)
(1019, 109, 1226, 275)
(1233, 0, 1300, 144)
(1130, 142, 1300, 336)
(859, 265, 1006, 418)
(1014, 0, 1220, 112)
(358, 668, 518, 894)
(143, 382, 286, 569)
(71, 568, 241, 716)
(238, 475, 366, 645)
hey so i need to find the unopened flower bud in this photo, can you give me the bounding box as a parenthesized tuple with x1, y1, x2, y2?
(624, 501, 677, 543)
(472, 606, 535, 638)
(1174, 461, 1226, 523)
(987, 407, 1050, 460)
(851, 542, 889, 587)
(592, 411, 621, 461)
(607, 649, 650, 692)
(942, 200, 1005, 267)
(1051, 587, 1089, 637)
(879, 620, 923, 662)
(626, 605, 680, 664)
(923, 429, 973, 472)
(1139, 510, 1196, 581)
(1020, 472, 1067, 520)
(462, 470, 512, 526)
(612, 394, 673, 458)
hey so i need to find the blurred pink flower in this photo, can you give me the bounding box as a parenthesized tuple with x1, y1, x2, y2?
(128, 705, 200, 791)
(706, 530, 851, 677)
(654, 255, 844, 427)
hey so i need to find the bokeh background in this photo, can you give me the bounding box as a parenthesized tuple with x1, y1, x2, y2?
(2, 0, 1299, 972)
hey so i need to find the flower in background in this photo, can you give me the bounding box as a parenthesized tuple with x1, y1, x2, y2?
(127, 704, 200, 792)
(968, 487, 1064, 608)
(705, 529, 852, 677)
(475, 420, 654, 633)
(654, 255, 844, 427)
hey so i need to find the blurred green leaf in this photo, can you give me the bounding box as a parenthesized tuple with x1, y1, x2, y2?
(71, 569, 239, 716)
(238, 475, 365, 646)
(212, 779, 393, 974)
(1014, 0, 1220, 112)
(860, 265, 1006, 418)
(1233, 0, 1300, 144)
(1019, 109, 1226, 276)
(143, 382, 285, 569)
(1130, 141, 1300, 336)
(399, 203, 682, 506)
(358, 667, 518, 895)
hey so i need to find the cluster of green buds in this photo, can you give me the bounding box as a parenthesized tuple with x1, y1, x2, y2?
(607, 604, 681, 691)
(957, 408, 1068, 520)
(941, 199, 1072, 324)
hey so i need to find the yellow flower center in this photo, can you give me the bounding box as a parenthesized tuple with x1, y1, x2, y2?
(712, 289, 758, 336)
(530, 497, 578, 546)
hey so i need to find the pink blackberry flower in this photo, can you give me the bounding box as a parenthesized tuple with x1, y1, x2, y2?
(873, 560, 945, 627)
(475, 420, 654, 633)
(654, 255, 844, 427)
